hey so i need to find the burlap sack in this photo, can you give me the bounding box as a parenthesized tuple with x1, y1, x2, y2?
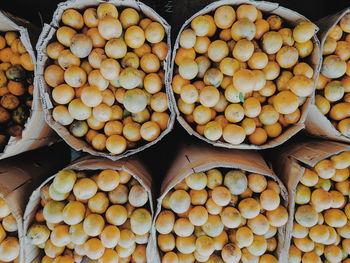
(152, 143, 289, 263)
(272, 139, 350, 260)
(0, 10, 56, 160)
(169, 0, 322, 150)
(36, 0, 175, 161)
(305, 8, 350, 143)
(23, 155, 154, 263)
(0, 146, 70, 263)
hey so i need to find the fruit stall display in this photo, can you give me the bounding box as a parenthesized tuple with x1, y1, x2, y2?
(24, 156, 153, 263)
(306, 8, 350, 142)
(170, 1, 321, 149)
(154, 144, 289, 262)
(38, 1, 174, 159)
(274, 140, 350, 263)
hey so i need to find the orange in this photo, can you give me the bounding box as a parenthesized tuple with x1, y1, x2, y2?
(248, 52, 268, 69)
(279, 28, 295, 46)
(125, 26, 145, 49)
(221, 243, 241, 263)
(98, 16, 122, 40)
(287, 75, 314, 97)
(273, 90, 299, 114)
(20, 52, 34, 71)
(295, 38, 313, 58)
(191, 16, 209, 36)
(293, 21, 315, 43)
(140, 53, 160, 73)
(106, 135, 127, 154)
(276, 46, 299, 68)
(219, 57, 240, 76)
(44, 64, 65, 87)
(237, 5, 258, 22)
(179, 29, 196, 49)
(203, 121, 222, 141)
(248, 127, 267, 145)
(105, 38, 127, 59)
(175, 48, 196, 66)
(194, 36, 211, 54)
(0, 237, 19, 262)
(255, 19, 270, 39)
(152, 41, 168, 61)
(83, 8, 99, 28)
(99, 59, 120, 81)
(214, 6, 236, 29)
(84, 238, 105, 260)
(150, 92, 168, 112)
(62, 200, 86, 226)
(64, 66, 87, 88)
(50, 225, 70, 247)
(207, 40, 229, 62)
(321, 55, 347, 79)
(70, 34, 93, 59)
(231, 19, 256, 41)
(56, 26, 77, 47)
(140, 121, 161, 141)
(262, 31, 283, 54)
(232, 69, 256, 93)
(222, 124, 246, 145)
(295, 205, 318, 227)
(265, 205, 288, 227)
(204, 15, 217, 37)
(62, 9, 84, 30)
(120, 7, 139, 28)
(232, 39, 254, 62)
(145, 22, 165, 43)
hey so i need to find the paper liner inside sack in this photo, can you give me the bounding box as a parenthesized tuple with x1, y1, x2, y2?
(152, 143, 289, 263)
(272, 139, 350, 260)
(23, 155, 154, 263)
(169, 0, 322, 150)
(36, 0, 175, 161)
(305, 7, 350, 143)
(0, 10, 56, 161)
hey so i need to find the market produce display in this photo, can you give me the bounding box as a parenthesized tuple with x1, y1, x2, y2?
(156, 168, 288, 262)
(172, 4, 317, 146)
(27, 169, 152, 263)
(289, 149, 350, 262)
(0, 197, 19, 262)
(317, 13, 350, 138)
(43, 3, 170, 155)
(0, 31, 34, 151)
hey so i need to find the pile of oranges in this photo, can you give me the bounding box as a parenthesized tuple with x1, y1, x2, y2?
(290, 150, 350, 262)
(155, 168, 288, 262)
(27, 169, 152, 263)
(0, 197, 19, 263)
(317, 14, 350, 138)
(44, 3, 170, 155)
(172, 4, 316, 146)
(0, 31, 35, 151)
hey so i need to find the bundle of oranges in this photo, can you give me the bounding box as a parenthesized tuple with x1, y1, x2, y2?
(0, 197, 19, 263)
(290, 150, 350, 262)
(27, 169, 152, 263)
(0, 31, 35, 151)
(155, 169, 288, 262)
(317, 13, 350, 138)
(44, 3, 170, 155)
(172, 4, 317, 146)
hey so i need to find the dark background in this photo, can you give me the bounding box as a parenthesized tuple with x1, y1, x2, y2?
(3, 0, 349, 194)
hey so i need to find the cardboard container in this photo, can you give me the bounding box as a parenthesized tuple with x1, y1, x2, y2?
(152, 143, 289, 262)
(36, 0, 175, 161)
(0, 145, 70, 263)
(169, 0, 322, 150)
(305, 8, 350, 143)
(272, 139, 350, 258)
(23, 155, 154, 263)
(0, 10, 56, 160)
